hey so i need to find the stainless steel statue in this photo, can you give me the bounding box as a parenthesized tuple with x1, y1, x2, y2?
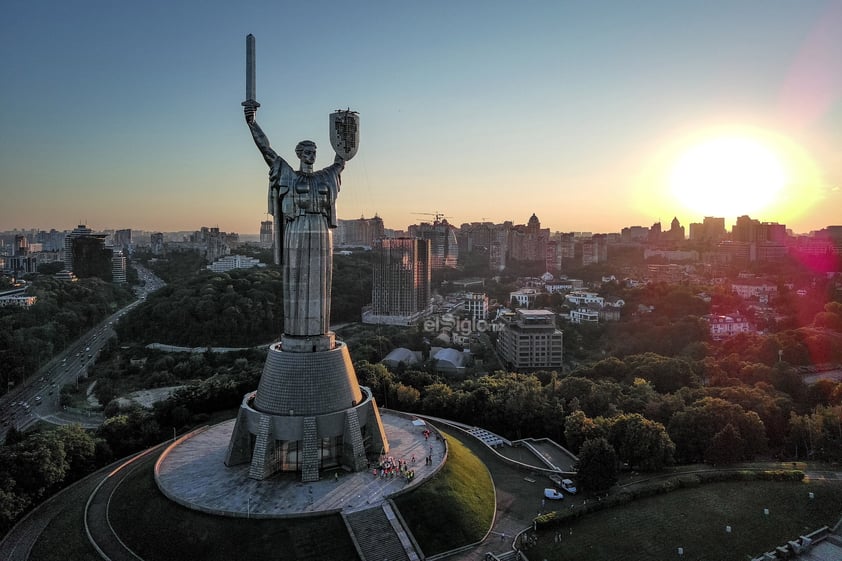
(228, 35, 386, 482)
(242, 34, 358, 338)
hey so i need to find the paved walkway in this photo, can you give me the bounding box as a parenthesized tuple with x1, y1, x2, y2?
(155, 411, 445, 517)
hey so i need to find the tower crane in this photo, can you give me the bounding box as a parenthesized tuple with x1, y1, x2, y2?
(411, 211, 451, 223)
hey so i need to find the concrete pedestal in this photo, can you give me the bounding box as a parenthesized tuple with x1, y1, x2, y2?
(225, 341, 389, 482)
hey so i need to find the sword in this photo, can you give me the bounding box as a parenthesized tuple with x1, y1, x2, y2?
(242, 34, 260, 109)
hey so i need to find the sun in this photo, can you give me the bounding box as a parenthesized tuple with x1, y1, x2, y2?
(668, 135, 787, 218)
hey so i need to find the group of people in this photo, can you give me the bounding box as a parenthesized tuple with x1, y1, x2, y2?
(373, 454, 417, 482)
(367, 426, 441, 483)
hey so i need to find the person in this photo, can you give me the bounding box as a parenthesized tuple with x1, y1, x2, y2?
(244, 105, 345, 338)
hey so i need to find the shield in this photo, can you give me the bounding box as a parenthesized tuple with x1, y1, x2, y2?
(330, 110, 360, 161)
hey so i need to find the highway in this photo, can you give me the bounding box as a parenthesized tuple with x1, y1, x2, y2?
(0, 264, 165, 441)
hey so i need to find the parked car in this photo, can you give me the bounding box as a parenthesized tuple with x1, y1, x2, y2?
(544, 488, 564, 500)
(560, 479, 577, 494)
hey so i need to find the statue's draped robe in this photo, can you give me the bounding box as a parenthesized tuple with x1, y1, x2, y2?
(269, 158, 342, 337)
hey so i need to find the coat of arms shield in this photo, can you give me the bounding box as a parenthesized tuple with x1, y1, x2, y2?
(330, 110, 359, 161)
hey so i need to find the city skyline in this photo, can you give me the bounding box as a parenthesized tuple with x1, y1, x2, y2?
(2, 1, 841, 236)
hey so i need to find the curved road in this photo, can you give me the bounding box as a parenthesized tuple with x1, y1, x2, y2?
(84, 445, 166, 561)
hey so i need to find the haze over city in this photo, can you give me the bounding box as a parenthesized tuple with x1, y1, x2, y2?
(2, 0, 841, 235)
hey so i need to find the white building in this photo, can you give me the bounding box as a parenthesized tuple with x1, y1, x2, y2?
(565, 291, 604, 307)
(509, 288, 540, 308)
(702, 314, 753, 339)
(731, 280, 778, 301)
(569, 308, 599, 324)
(207, 254, 265, 273)
(464, 292, 489, 322)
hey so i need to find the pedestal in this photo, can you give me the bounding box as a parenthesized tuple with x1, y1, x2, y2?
(225, 341, 389, 482)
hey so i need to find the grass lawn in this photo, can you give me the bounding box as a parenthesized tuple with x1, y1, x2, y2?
(108, 452, 358, 561)
(528, 479, 842, 561)
(393, 428, 496, 556)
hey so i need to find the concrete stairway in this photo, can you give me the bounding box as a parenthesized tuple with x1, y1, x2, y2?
(344, 502, 422, 561)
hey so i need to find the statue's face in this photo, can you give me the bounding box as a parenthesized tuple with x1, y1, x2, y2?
(298, 147, 316, 165)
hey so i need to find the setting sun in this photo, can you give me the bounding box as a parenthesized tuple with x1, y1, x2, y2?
(634, 124, 828, 230)
(669, 136, 787, 218)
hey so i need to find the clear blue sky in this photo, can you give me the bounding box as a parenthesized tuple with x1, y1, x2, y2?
(2, 0, 841, 235)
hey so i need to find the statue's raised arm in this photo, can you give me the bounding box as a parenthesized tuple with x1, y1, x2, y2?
(245, 105, 281, 168)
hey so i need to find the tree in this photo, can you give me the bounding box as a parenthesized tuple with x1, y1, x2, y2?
(607, 413, 675, 471)
(392, 383, 420, 410)
(0, 483, 30, 535)
(704, 423, 744, 465)
(563, 410, 599, 453)
(54, 424, 98, 481)
(576, 437, 618, 493)
(668, 397, 768, 463)
(8, 431, 69, 499)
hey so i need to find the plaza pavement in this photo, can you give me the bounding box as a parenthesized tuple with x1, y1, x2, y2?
(155, 410, 446, 517)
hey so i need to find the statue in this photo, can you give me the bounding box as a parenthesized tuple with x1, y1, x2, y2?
(242, 36, 358, 339)
(223, 35, 385, 482)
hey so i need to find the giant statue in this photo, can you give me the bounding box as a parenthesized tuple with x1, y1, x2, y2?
(242, 34, 358, 338)
(245, 107, 346, 337)
(226, 35, 386, 482)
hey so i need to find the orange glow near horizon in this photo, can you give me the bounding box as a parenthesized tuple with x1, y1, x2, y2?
(635, 124, 826, 229)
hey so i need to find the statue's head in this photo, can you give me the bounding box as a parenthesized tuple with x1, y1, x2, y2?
(295, 140, 317, 166)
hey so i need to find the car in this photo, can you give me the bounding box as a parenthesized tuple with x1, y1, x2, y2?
(544, 488, 564, 500)
(34, 396, 42, 404)
(560, 479, 577, 494)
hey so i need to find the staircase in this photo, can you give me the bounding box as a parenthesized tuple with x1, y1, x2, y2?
(344, 503, 422, 561)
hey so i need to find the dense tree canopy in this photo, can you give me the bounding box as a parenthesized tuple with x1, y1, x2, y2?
(0, 276, 134, 390)
(117, 269, 283, 346)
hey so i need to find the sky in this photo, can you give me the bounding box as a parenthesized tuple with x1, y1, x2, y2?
(1, 0, 841, 236)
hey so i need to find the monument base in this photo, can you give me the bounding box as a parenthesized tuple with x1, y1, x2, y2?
(224, 341, 389, 482)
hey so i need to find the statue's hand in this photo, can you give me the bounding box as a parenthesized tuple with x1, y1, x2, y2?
(244, 105, 257, 125)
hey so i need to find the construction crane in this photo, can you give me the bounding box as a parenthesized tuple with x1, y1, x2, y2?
(411, 211, 451, 223)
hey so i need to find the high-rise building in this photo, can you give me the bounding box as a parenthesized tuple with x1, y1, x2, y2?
(6, 236, 37, 275)
(582, 234, 608, 266)
(367, 237, 431, 323)
(497, 309, 563, 371)
(35, 229, 65, 252)
(508, 214, 550, 265)
(336, 215, 385, 247)
(688, 217, 726, 243)
(620, 226, 650, 243)
(114, 229, 133, 253)
(64, 224, 92, 272)
(648, 221, 662, 244)
(732, 215, 762, 242)
(665, 217, 685, 241)
(554, 232, 576, 263)
(150, 232, 165, 255)
(111, 250, 127, 284)
(259, 220, 273, 247)
(72, 235, 112, 280)
(408, 219, 458, 270)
